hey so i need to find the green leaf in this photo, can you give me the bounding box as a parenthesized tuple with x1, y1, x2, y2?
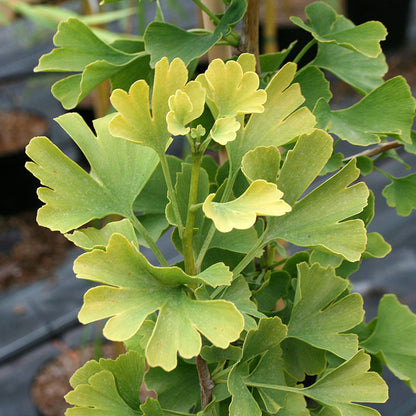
(241, 146, 281, 183)
(144, 0, 247, 66)
(228, 363, 262, 416)
(302, 350, 388, 415)
(282, 338, 326, 381)
(361, 294, 416, 391)
(254, 270, 291, 312)
(26, 113, 158, 233)
(140, 398, 164, 416)
(276, 130, 333, 206)
(276, 394, 310, 416)
(65, 351, 145, 415)
(362, 232, 391, 259)
(228, 317, 288, 416)
(109, 57, 189, 155)
(35, 18, 149, 109)
(133, 156, 182, 215)
(242, 317, 288, 362)
(66, 219, 138, 250)
(227, 62, 316, 174)
(288, 263, 364, 359)
(220, 275, 265, 330)
(291, 2, 386, 57)
(75, 233, 243, 371)
(145, 358, 200, 412)
(203, 180, 292, 233)
(259, 42, 297, 74)
(201, 344, 242, 364)
(316, 77, 415, 146)
(311, 43, 387, 94)
(382, 172, 416, 216)
(293, 66, 332, 111)
(268, 160, 369, 262)
(356, 156, 374, 176)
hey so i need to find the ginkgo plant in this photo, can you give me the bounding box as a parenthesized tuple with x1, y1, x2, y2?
(24, 0, 416, 415)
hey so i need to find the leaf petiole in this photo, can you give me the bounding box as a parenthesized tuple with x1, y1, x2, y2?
(129, 212, 169, 267)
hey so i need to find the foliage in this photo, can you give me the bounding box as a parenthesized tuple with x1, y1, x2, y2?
(25, 0, 416, 415)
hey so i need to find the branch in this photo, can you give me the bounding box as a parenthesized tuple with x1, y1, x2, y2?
(343, 140, 402, 161)
(197, 354, 215, 409)
(240, 0, 260, 73)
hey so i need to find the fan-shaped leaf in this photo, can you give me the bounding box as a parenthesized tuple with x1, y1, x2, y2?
(35, 18, 149, 109)
(203, 180, 291, 233)
(144, 0, 247, 66)
(315, 77, 415, 146)
(26, 113, 158, 233)
(382, 172, 416, 216)
(361, 294, 416, 391)
(75, 234, 243, 370)
(65, 351, 144, 415)
(287, 263, 364, 359)
(291, 2, 386, 57)
(227, 62, 316, 174)
(110, 57, 189, 155)
(302, 350, 388, 415)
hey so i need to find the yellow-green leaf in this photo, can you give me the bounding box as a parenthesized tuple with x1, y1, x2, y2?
(110, 57, 188, 154)
(203, 180, 291, 233)
(75, 233, 243, 371)
(166, 81, 206, 136)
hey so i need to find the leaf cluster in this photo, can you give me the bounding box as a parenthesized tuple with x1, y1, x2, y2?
(24, 1, 416, 415)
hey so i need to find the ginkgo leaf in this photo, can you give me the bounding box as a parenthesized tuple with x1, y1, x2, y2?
(66, 218, 138, 250)
(241, 146, 281, 183)
(228, 317, 288, 416)
(75, 233, 243, 371)
(196, 58, 266, 119)
(35, 18, 150, 109)
(276, 130, 333, 206)
(145, 358, 200, 413)
(166, 81, 206, 136)
(227, 62, 316, 175)
(109, 57, 189, 155)
(210, 116, 241, 145)
(219, 275, 265, 330)
(65, 351, 144, 415)
(291, 2, 386, 58)
(195, 58, 266, 145)
(143, 0, 247, 66)
(202, 180, 291, 233)
(302, 350, 388, 415)
(382, 172, 416, 216)
(25, 113, 158, 233)
(281, 338, 326, 381)
(315, 77, 415, 146)
(287, 263, 364, 359)
(268, 160, 369, 262)
(311, 43, 387, 95)
(361, 294, 416, 391)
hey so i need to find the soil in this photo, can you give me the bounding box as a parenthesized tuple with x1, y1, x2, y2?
(32, 343, 120, 416)
(0, 110, 48, 156)
(32, 342, 156, 416)
(0, 211, 71, 292)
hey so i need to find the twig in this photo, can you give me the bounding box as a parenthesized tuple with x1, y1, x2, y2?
(343, 140, 402, 161)
(240, 0, 260, 73)
(196, 354, 215, 409)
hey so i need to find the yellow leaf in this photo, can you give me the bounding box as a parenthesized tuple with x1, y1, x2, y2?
(203, 180, 291, 233)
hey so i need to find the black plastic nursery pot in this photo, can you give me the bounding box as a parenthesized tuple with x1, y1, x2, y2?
(0, 109, 48, 215)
